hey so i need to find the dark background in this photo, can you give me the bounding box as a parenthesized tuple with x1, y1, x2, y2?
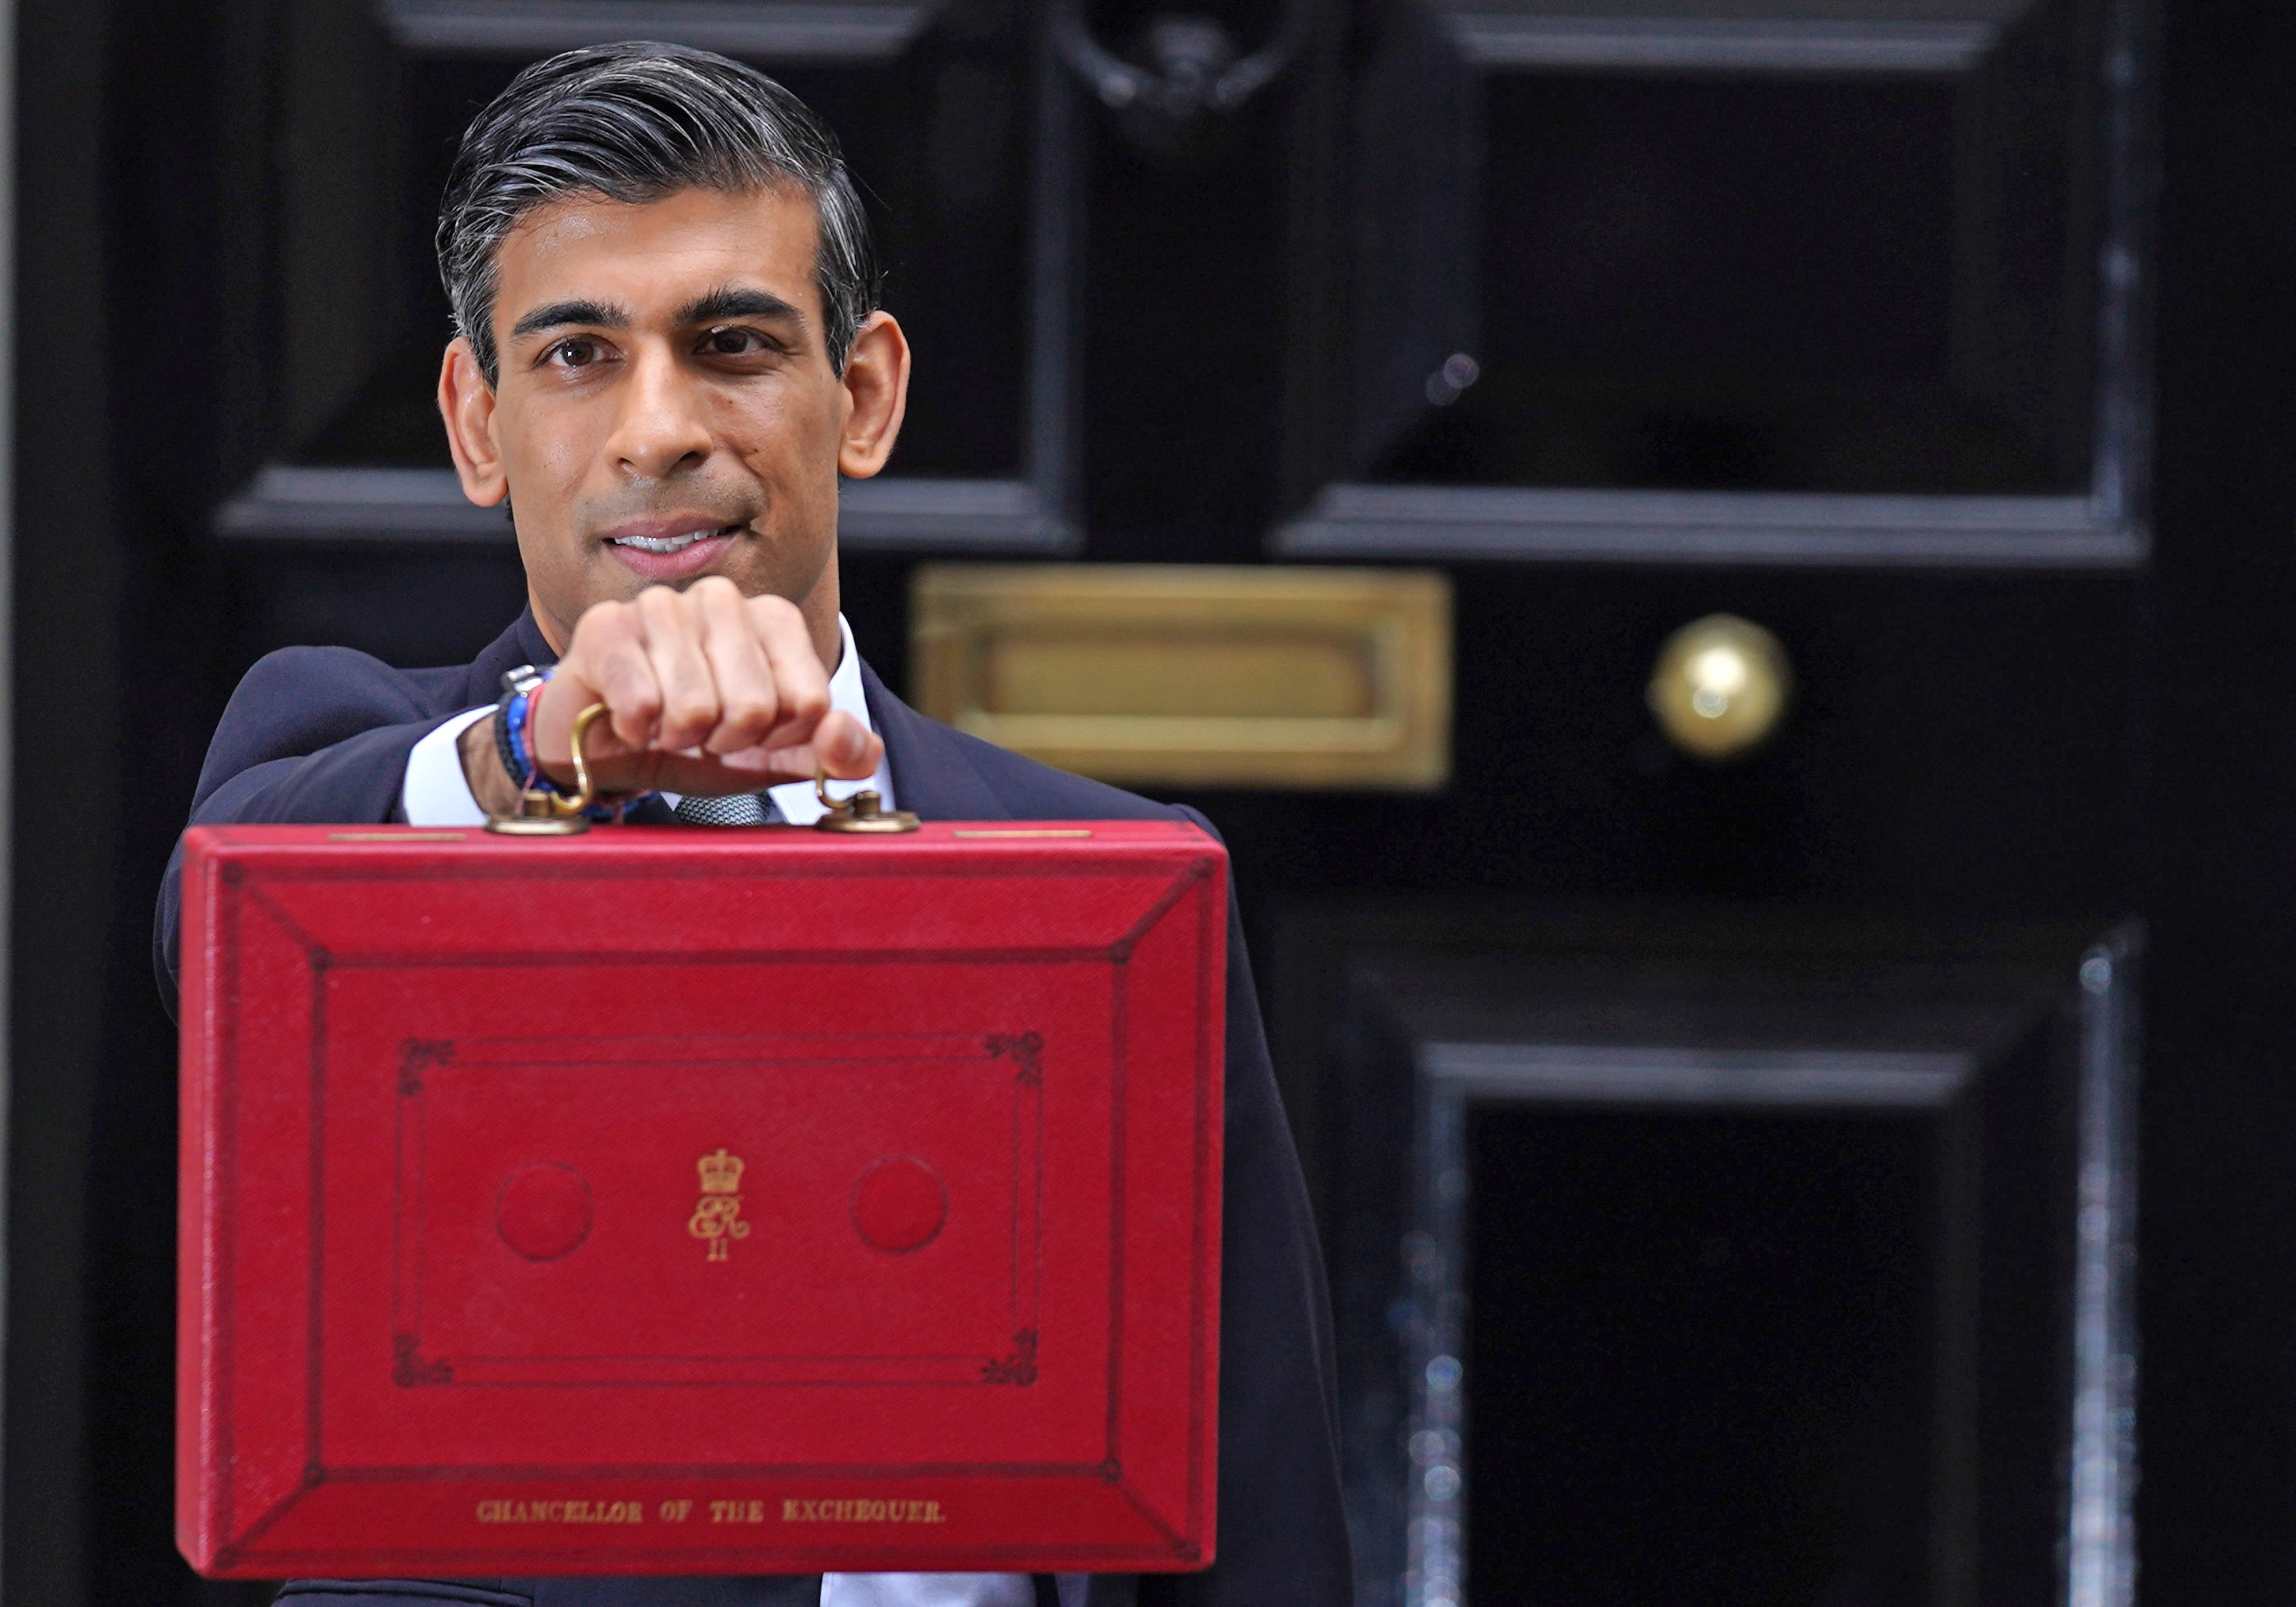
(9, 0, 2296, 1600)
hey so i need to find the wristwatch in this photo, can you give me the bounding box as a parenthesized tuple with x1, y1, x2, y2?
(494, 664, 549, 788)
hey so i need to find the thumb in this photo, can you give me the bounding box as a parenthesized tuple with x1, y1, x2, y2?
(813, 711, 881, 780)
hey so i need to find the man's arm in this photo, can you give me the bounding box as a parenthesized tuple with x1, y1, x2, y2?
(158, 584, 884, 1014)
(153, 645, 480, 1016)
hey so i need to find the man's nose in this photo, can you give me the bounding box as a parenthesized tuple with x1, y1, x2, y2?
(607, 342, 713, 481)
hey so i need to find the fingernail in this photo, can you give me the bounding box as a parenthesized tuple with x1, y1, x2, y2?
(839, 726, 865, 763)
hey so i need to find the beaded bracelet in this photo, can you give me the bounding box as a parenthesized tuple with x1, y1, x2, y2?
(492, 665, 552, 792)
(501, 670, 651, 820)
(507, 679, 545, 788)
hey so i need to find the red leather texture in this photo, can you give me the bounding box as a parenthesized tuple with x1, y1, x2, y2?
(176, 821, 1225, 1578)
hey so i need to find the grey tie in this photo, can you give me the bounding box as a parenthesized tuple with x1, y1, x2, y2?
(672, 790, 780, 826)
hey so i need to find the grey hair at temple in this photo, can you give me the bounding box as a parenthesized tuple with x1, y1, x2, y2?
(436, 41, 882, 384)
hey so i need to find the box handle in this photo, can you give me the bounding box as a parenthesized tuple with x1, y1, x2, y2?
(484, 702, 922, 835)
(485, 701, 610, 837)
(813, 767, 921, 834)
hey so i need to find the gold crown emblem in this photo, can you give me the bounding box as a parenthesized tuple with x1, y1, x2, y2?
(696, 1149, 744, 1194)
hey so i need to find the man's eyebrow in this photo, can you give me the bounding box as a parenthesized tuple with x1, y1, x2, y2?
(509, 299, 630, 339)
(677, 286, 807, 327)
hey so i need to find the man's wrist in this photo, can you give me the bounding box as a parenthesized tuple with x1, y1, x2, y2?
(459, 713, 525, 818)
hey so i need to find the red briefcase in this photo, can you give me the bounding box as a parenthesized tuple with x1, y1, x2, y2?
(176, 820, 1225, 1578)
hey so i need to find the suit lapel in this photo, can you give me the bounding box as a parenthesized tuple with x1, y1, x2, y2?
(452, 609, 549, 710)
(862, 659, 1013, 823)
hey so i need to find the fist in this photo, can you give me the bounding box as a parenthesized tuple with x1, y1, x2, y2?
(527, 579, 882, 797)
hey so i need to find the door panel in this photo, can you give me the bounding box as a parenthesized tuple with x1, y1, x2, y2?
(224, 0, 1075, 551)
(1279, 0, 2147, 563)
(1310, 920, 2135, 1607)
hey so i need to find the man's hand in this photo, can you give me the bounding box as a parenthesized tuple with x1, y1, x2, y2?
(457, 579, 882, 813)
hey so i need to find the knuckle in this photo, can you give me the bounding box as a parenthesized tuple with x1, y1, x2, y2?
(601, 659, 659, 705)
(726, 696, 776, 733)
(575, 599, 631, 645)
(619, 686, 664, 722)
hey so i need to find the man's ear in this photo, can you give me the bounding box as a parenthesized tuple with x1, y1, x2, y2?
(836, 311, 911, 480)
(439, 336, 509, 507)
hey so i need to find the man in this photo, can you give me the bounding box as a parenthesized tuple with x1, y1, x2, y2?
(155, 41, 1350, 1607)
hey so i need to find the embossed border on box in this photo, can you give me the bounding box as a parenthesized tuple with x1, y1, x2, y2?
(389, 1033, 1045, 1388)
(192, 837, 1225, 1573)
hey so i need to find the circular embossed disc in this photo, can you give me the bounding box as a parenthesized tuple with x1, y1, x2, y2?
(853, 1157, 947, 1252)
(496, 1163, 594, 1261)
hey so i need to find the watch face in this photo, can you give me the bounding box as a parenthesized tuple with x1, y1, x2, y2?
(500, 665, 544, 698)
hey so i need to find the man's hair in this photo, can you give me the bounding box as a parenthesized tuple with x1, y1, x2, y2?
(437, 41, 881, 384)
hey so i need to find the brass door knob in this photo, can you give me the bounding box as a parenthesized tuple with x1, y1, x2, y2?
(1647, 614, 1791, 761)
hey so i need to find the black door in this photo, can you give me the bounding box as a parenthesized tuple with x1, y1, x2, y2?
(14, 0, 2296, 1602)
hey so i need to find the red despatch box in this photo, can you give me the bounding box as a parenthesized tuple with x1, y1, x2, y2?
(176, 820, 1225, 1578)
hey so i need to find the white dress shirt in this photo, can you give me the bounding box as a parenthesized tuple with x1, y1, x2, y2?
(402, 618, 1079, 1607)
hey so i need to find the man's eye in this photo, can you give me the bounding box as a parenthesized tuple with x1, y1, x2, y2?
(549, 338, 602, 368)
(704, 327, 766, 356)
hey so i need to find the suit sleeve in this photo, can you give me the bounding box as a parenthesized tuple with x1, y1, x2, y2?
(153, 646, 474, 1017)
(1141, 809, 1353, 1606)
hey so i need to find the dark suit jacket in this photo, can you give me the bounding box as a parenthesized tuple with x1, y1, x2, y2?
(157, 611, 1353, 1607)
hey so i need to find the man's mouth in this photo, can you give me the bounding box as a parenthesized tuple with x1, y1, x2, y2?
(610, 523, 742, 554)
(600, 518, 750, 579)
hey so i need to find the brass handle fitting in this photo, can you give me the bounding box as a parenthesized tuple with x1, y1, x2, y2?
(485, 701, 612, 836)
(813, 765, 920, 833)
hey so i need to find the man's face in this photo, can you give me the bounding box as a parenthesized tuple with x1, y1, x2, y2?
(439, 184, 907, 659)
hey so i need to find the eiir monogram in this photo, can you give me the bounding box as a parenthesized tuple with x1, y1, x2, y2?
(688, 1149, 751, 1262)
